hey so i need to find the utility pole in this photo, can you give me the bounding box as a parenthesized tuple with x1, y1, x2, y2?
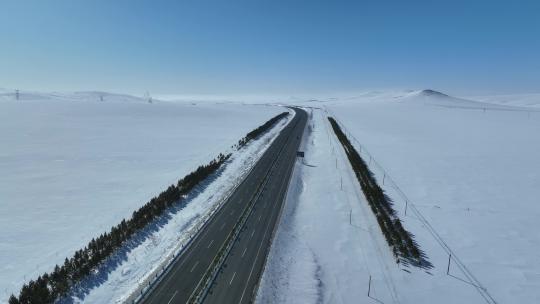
(446, 254, 452, 275)
(404, 200, 408, 216)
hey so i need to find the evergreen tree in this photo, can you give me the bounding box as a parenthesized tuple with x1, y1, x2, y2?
(8, 294, 19, 304)
(11, 114, 287, 301)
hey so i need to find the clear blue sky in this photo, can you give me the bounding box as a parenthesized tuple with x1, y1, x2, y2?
(1, 0, 539, 95)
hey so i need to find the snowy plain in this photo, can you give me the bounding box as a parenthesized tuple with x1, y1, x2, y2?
(257, 91, 540, 303)
(465, 93, 540, 108)
(0, 90, 286, 302)
(3, 87, 540, 303)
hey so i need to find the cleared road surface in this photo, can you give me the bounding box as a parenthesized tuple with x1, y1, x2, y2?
(141, 107, 307, 304)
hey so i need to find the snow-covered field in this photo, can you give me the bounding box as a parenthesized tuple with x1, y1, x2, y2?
(465, 93, 540, 108)
(3, 87, 539, 303)
(0, 90, 285, 301)
(258, 91, 540, 303)
(64, 109, 293, 303)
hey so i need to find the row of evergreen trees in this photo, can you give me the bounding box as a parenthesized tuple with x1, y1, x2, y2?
(9, 111, 292, 304)
(237, 112, 289, 148)
(9, 153, 230, 304)
(328, 117, 430, 268)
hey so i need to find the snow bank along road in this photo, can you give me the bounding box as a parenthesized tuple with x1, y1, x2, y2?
(141, 108, 308, 304)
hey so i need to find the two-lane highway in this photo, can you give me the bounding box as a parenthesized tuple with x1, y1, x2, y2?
(141, 107, 307, 304)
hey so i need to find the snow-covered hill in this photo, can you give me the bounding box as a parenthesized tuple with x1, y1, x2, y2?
(281, 89, 539, 112)
(0, 88, 153, 103)
(410, 89, 537, 112)
(465, 93, 540, 108)
(259, 90, 540, 303)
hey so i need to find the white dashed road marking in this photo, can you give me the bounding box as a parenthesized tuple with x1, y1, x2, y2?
(166, 290, 178, 304)
(190, 261, 199, 273)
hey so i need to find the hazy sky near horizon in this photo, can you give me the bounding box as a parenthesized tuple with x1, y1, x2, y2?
(1, 0, 539, 95)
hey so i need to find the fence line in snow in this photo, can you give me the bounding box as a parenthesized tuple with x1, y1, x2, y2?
(323, 106, 498, 304)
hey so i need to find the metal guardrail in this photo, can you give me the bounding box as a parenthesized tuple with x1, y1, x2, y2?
(188, 167, 270, 304)
(123, 165, 252, 304)
(123, 111, 295, 304)
(122, 115, 294, 304)
(188, 111, 300, 304)
(248, 139, 304, 302)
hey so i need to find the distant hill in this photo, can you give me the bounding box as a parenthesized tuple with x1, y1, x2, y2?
(0, 88, 155, 103)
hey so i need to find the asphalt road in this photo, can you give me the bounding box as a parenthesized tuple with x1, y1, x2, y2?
(141, 107, 307, 304)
